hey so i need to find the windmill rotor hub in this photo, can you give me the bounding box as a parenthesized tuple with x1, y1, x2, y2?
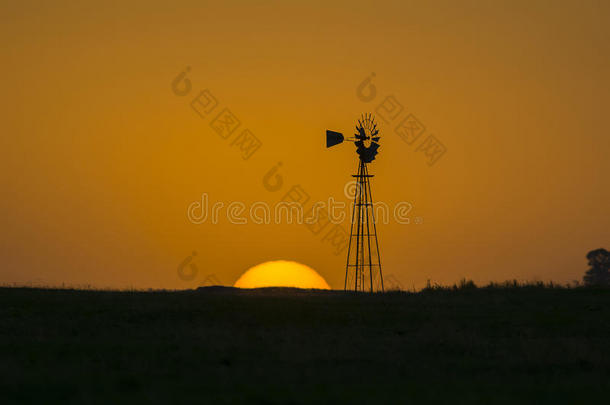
(325, 113, 381, 163)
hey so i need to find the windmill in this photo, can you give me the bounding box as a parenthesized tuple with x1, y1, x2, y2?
(326, 113, 384, 292)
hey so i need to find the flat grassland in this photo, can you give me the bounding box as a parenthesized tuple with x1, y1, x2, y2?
(1, 286, 609, 404)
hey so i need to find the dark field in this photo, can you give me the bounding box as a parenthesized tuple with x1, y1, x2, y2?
(1, 286, 609, 404)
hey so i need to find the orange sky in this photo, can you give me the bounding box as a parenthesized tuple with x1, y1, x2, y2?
(1, 0, 608, 289)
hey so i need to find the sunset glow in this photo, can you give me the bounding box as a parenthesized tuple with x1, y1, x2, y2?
(234, 261, 331, 290)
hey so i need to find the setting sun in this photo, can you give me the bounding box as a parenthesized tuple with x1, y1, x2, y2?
(234, 260, 331, 290)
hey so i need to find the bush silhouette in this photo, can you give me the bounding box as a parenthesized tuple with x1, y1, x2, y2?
(583, 248, 610, 286)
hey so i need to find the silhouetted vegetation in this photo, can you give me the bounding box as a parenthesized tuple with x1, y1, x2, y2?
(583, 248, 610, 286)
(421, 278, 582, 292)
(1, 284, 609, 404)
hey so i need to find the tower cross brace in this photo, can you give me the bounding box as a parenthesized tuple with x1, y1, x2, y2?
(344, 159, 384, 292)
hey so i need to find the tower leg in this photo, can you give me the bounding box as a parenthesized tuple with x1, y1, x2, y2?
(365, 163, 383, 292)
(345, 161, 383, 292)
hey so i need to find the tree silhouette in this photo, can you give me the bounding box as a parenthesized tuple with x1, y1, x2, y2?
(583, 248, 610, 286)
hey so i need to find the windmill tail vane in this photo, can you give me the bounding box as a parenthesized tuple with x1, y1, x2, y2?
(326, 113, 384, 293)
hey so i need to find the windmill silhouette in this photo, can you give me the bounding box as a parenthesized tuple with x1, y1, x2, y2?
(326, 113, 384, 292)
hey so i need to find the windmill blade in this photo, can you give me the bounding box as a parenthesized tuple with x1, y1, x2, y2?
(357, 148, 377, 163)
(356, 126, 366, 139)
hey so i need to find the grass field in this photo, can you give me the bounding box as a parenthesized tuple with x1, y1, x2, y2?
(1, 285, 609, 404)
